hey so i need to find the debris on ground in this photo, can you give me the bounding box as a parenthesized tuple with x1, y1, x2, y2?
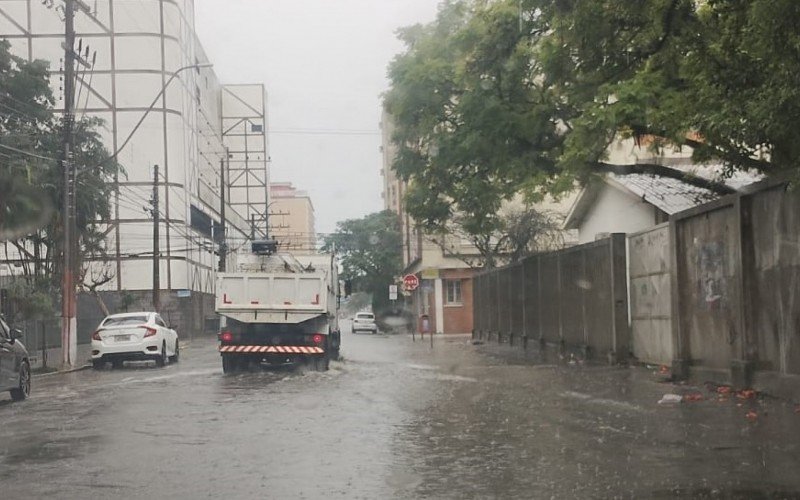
(658, 394, 683, 405)
(659, 365, 670, 375)
(736, 389, 757, 400)
(716, 385, 733, 396)
(471, 340, 485, 345)
(683, 392, 704, 402)
(745, 410, 758, 421)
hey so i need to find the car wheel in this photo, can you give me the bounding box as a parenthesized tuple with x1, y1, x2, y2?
(10, 362, 31, 402)
(155, 342, 167, 367)
(169, 339, 179, 363)
(92, 359, 104, 370)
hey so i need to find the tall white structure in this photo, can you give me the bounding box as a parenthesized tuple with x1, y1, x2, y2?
(0, 0, 268, 297)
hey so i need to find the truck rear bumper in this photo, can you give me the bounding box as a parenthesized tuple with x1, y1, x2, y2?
(219, 345, 324, 355)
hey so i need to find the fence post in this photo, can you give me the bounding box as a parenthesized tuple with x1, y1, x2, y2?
(538, 255, 544, 347)
(669, 218, 690, 379)
(732, 193, 756, 387)
(557, 252, 563, 344)
(522, 259, 527, 349)
(609, 234, 630, 364)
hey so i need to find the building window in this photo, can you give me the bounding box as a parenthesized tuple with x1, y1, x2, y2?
(445, 279, 462, 305)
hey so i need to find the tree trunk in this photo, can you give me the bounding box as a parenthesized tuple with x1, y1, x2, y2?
(92, 290, 110, 317)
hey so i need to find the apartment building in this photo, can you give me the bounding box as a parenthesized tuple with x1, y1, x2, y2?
(268, 182, 316, 254)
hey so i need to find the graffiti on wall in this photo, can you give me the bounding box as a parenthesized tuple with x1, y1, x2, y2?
(696, 241, 727, 310)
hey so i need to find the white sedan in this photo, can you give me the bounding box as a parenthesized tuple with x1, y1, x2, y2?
(351, 312, 378, 334)
(91, 312, 179, 369)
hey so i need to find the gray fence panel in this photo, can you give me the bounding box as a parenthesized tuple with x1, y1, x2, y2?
(509, 263, 525, 337)
(747, 186, 800, 375)
(523, 256, 540, 341)
(559, 249, 586, 347)
(497, 267, 512, 337)
(629, 224, 673, 365)
(675, 204, 740, 371)
(539, 253, 561, 344)
(584, 242, 615, 355)
(487, 271, 499, 334)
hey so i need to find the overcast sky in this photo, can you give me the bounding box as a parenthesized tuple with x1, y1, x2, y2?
(194, 0, 442, 234)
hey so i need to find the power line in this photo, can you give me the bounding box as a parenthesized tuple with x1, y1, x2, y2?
(269, 128, 380, 136)
(0, 143, 58, 162)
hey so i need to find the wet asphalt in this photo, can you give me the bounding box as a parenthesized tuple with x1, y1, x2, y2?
(1, 322, 800, 499)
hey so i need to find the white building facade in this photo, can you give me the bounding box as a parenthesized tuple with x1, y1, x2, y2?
(0, 0, 269, 296)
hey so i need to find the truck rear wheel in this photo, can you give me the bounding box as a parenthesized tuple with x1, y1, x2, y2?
(222, 355, 239, 374)
(310, 354, 329, 372)
(329, 332, 341, 361)
(306, 353, 330, 372)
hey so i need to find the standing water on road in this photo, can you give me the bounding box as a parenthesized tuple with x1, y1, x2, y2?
(2, 329, 800, 498)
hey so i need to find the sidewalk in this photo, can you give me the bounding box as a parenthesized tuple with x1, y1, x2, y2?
(474, 336, 800, 405)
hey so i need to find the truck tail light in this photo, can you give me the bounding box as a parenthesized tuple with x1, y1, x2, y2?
(312, 334, 324, 345)
(220, 331, 233, 343)
(91, 330, 102, 341)
(143, 326, 157, 337)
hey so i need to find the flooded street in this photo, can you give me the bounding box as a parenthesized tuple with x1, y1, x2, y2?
(2, 325, 800, 499)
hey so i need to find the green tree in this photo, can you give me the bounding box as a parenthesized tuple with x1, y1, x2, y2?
(1, 39, 122, 311)
(323, 211, 403, 314)
(385, 0, 793, 242)
(1, 39, 55, 241)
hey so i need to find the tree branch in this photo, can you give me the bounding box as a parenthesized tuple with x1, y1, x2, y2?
(682, 138, 774, 174)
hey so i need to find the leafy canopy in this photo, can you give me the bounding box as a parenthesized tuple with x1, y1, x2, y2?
(323, 211, 403, 313)
(0, 39, 122, 312)
(385, 0, 797, 238)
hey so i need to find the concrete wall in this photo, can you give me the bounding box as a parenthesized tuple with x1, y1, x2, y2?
(744, 185, 800, 376)
(673, 201, 742, 372)
(474, 180, 800, 394)
(473, 234, 629, 361)
(628, 224, 673, 364)
(661, 180, 800, 391)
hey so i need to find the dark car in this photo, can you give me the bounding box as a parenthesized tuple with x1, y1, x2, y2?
(0, 316, 31, 402)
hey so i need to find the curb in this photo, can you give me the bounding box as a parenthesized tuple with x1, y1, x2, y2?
(32, 364, 92, 379)
(30, 340, 195, 379)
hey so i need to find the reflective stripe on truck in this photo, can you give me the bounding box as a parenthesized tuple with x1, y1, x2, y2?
(219, 345, 324, 354)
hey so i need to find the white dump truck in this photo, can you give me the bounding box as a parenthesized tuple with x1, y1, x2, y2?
(215, 240, 341, 373)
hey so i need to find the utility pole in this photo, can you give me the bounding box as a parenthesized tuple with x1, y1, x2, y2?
(152, 165, 160, 312)
(60, 0, 77, 369)
(218, 150, 227, 272)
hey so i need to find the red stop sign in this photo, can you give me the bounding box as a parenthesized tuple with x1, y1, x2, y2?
(403, 274, 419, 291)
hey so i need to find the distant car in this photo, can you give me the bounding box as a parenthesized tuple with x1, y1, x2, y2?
(352, 312, 378, 334)
(91, 312, 179, 369)
(0, 315, 31, 401)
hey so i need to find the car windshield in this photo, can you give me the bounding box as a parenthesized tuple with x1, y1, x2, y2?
(102, 315, 149, 327)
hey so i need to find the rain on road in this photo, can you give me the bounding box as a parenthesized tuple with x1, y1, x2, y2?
(2, 323, 800, 499)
